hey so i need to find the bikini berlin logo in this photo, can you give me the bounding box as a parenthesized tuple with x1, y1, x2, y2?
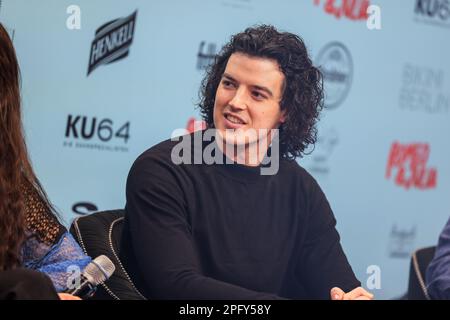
(87, 10, 137, 75)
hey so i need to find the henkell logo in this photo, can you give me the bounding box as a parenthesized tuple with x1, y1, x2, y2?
(87, 10, 137, 75)
(385, 142, 437, 190)
(313, 0, 370, 20)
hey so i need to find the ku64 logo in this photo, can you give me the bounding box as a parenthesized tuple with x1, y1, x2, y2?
(65, 114, 130, 143)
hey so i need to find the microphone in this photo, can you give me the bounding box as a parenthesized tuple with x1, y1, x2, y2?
(65, 255, 115, 299)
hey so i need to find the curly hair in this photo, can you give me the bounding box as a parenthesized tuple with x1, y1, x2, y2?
(0, 23, 58, 271)
(198, 25, 324, 160)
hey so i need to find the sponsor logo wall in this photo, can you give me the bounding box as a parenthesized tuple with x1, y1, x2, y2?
(1, 0, 449, 299)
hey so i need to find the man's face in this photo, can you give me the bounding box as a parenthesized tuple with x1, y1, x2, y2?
(213, 52, 286, 147)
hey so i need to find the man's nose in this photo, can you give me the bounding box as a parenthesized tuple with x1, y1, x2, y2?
(228, 87, 248, 111)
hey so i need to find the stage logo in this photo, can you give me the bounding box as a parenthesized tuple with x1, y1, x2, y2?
(305, 127, 339, 176)
(63, 114, 130, 153)
(87, 10, 137, 75)
(197, 41, 217, 70)
(385, 142, 437, 190)
(414, 0, 450, 28)
(399, 63, 449, 114)
(316, 42, 353, 109)
(388, 224, 416, 258)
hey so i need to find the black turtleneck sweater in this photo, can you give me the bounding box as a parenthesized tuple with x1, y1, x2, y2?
(122, 133, 360, 299)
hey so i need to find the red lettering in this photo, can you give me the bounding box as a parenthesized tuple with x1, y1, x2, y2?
(385, 142, 403, 179)
(315, 0, 369, 20)
(324, 0, 343, 18)
(425, 169, 438, 189)
(343, 0, 357, 19)
(386, 142, 437, 190)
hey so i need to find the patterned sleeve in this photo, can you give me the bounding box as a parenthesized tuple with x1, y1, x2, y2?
(23, 232, 91, 292)
(20, 182, 92, 292)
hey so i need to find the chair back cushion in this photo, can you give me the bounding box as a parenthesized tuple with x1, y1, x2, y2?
(70, 210, 146, 300)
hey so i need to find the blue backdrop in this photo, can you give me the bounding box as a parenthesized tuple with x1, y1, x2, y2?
(1, 0, 449, 299)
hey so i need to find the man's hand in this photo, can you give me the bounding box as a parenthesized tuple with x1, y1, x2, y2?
(330, 287, 374, 300)
(58, 293, 81, 300)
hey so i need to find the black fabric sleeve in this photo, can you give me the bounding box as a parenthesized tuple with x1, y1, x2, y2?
(296, 176, 361, 299)
(0, 268, 59, 300)
(125, 153, 285, 299)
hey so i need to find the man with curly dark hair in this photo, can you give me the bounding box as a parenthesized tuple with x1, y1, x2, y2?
(122, 25, 373, 300)
(198, 25, 323, 161)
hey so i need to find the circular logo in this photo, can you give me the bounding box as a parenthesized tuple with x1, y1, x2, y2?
(316, 42, 353, 109)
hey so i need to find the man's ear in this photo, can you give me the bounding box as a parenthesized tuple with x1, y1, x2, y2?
(279, 110, 287, 124)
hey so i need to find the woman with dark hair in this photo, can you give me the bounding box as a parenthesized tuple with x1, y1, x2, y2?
(0, 23, 90, 299)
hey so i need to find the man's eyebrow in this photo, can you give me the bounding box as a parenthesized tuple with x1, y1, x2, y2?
(222, 73, 274, 97)
(222, 73, 237, 82)
(252, 84, 273, 97)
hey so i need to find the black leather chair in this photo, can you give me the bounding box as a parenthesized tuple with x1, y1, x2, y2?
(70, 210, 146, 300)
(406, 246, 436, 300)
